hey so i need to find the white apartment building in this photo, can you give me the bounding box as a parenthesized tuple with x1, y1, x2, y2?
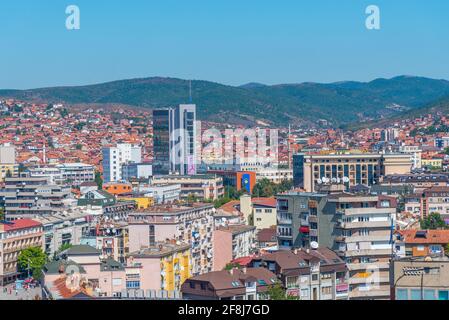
(102, 143, 142, 183)
(256, 168, 293, 184)
(399, 145, 422, 169)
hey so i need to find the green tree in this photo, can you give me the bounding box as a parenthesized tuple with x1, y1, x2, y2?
(0, 208, 5, 220)
(95, 171, 103, 189)
(18, 247, 48, 280)
(253, 178, 293, 197)
(265, 282, 299, 300)
(420, 212, 448, 230)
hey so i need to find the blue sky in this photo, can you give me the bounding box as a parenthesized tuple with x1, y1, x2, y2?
(1, 0, 449, 89)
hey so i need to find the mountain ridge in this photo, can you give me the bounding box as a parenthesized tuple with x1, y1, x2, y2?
(2, 75, 449, 126)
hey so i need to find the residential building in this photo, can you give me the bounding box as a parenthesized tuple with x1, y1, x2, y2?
(128, 203, 215, 275)
(103, 182, 133, 196)
(213, 225, 256, 271)
(256, 168, 293, 184)
(276, 191, 396, 300)
(392, 255, 449, 300)
(250, 247, 349, 300)
(399, 145, 422, 169)
(394, 230, 449, 258)
(0, 176, 72, 220)
(239, 195, 277, 230)
(35, 209, 90, 257)
(102, 143, 142, 183)
(152, 174, 224, 201)
(0, 143, 18, 182)
(122, 162, 153, 181)
(141, 184, 181, 204)
(181, 267, 278, 300)
(421, 186, 449, 220)
(127, 241, 191, 292)
(0, 219, 44, 285)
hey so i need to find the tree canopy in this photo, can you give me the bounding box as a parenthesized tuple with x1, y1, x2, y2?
(420, 212, 448, 230)
(18, 246, 48, 280)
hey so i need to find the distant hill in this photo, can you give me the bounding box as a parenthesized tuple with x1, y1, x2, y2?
(2, 76, 449, 126)
(344, 95, 449, 131)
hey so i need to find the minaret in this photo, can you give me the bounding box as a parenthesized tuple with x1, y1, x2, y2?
(43, 143, 46, 164)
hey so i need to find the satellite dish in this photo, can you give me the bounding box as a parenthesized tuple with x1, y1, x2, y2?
(310, 241, 319, 249)
(336, 178, 341, 183)
(343, 177, 350, 183)
(317, 178, 322, 184)
(331, 178, 337, 183)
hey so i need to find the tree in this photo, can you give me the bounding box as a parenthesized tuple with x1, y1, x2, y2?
(18, 247, 48, 280)
(95, 171, 103, 189)
(265, 282, 299, 300)
(420, 212, 448, 230)
(253, 178, 293, 198)
(0, 208, 4, 220)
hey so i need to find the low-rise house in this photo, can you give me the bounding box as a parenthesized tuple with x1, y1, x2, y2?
(395, 229, 449, 258)
(249, 247, 349, 300)
(181, 267, 277, 300)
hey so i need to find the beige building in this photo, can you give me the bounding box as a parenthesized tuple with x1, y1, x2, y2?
(392, 256, 449, 300)
(0, 143, 17, 182)
(298, 152, 412, 192)
(0, 219, 44, 285)
(332, 194, 396, 300)
(239, 195, 277, 230)
(151, 174, 224, 201)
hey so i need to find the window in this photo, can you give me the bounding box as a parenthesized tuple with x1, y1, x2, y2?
(200, 283, 207, 290)
(321, 286, 332, 295)
(410, 289, 421, 300)
(189, 282, 195, 289)
(439, 291, 449, 300)
(396, 289, 408, 300)
(424, 290, 436, 300)
(312, 274, 318, 281)
(126, 281, 140, 289)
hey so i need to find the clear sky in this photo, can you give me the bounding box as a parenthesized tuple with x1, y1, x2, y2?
(1, 0, 449, 89)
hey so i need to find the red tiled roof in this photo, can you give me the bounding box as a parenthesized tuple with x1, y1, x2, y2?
(399, 229, 449, 244)
(252, 197, 276, 207)
(2, 219, 42, 231)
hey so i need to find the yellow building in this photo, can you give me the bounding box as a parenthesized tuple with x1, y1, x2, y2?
(0, 164, 18, 182)
(128, 242, 191, 292)
(119, 196, 154, 209)
(422, 158, 443, 169)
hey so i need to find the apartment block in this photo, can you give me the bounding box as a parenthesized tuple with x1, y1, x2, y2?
(0, 219, 44, 285)
(151, 174, 224, 201)
(181, 267, 277, 300)
(213, 225, 256, 271)
(102, 143, 142, 183)
(0, 176, 72, 220)
(250, 248, 349, 300)
(128, 203, 215, 275)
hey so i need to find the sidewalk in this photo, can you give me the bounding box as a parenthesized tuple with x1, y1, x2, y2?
(0, 285, 42, 301)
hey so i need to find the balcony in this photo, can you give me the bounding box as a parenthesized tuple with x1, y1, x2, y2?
(340, 207, 395, 216)
(277, 217, 292, 225)
(347, 262, 390, 271)
(341, 235, 391, 243)
(344, 249, 392, 257)
(348, 276, 390, 285)
(339, 221, 392, 229)
(349, 286, 391, 299)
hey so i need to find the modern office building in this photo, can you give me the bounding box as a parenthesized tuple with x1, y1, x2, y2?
(102, 143, 142, 183)
(293, 152, 412, 192)
(152, 109, 171, 175)
(152, 104, 197, 176)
